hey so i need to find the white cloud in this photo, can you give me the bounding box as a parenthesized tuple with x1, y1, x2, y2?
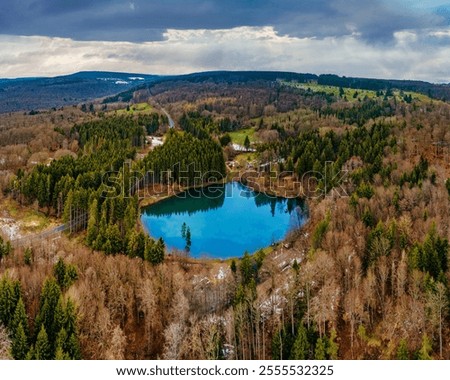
(0, 26, 449, 82)
(429, 29, 450, 38)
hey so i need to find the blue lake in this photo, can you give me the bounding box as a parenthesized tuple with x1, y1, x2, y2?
(141, 181, 307, 259)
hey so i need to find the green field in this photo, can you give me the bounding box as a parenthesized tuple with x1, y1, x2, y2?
(235, 152, 256, 161)
(113, 102, 152, 115)
(283, 82, 378, 101)
(280, 81, 432, 103)
(229, 127, 256, 146)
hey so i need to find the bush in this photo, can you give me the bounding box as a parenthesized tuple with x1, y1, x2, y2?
(356, 182, 375, 199)
(312, 213, 330, 249)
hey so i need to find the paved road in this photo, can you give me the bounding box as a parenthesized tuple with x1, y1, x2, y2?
(161, 108, 175, 129)
(11, 223, 67, 247)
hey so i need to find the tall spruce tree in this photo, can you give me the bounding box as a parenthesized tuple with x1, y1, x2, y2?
(0, 276, 21, 328)
(86, 199, 98, 246)
(397, 339, 409, 360)
(11, 297, 29, 339)
(34, 278, 62, 346)
(327, 329, 339, 360)
(34, 326, 51, 360)
(11, 323, 28, 360)
(290, 324, 309, 360)
(244, 135, 251, 150)
(315, 337, 327, 360)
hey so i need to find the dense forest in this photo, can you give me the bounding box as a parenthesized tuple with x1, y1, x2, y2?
(0, 259, 80, 359)
(108, 71, 450, 105)
(0, 76, 449, 360)
(9, 112, 224, 262)
(142, 129, 226, 186)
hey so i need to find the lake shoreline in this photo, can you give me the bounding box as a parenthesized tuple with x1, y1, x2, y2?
(137, 178, 228, 209)
(140, 181, 307, 260)
(137, 175, 304, 209)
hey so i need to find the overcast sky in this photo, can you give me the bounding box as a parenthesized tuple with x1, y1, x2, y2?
(1, 0, 450, 82)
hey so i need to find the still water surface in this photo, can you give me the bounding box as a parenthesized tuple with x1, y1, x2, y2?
(141, 182, 307, 259)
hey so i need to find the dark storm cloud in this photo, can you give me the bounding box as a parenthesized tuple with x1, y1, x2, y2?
(0, 0, 447, 43)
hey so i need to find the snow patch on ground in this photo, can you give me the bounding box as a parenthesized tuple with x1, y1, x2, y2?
(216, 267, 227, 280)
(147, 136, 164, 147)
(291, 257, 302, 265)
(231, 143, 256, 152)
(259, 289, 286, 317)
(0, 218, 22, 240)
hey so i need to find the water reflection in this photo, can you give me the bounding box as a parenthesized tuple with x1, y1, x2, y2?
(141, 181, 307, 259)
(143, 186, 226, 217)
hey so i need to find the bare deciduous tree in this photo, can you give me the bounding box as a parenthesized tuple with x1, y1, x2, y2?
(427, 282, 448, 359)
(105, 325, 127, 360)
(162, 322, 186, 360)
(0, 325, 12, 360)
(309, 280, 340, 337)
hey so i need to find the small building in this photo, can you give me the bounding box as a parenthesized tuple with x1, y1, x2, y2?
(232, 143, 256, 153)
(226, 161, 239, 169)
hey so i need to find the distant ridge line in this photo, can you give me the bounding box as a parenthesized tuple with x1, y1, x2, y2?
(0, 70, 449, 113)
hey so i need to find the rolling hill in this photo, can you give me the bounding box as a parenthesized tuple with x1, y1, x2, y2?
(0, 70, 449, 114)
(0, 71, 159, 113)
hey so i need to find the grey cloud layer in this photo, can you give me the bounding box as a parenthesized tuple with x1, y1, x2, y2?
(1, 27, 449, 82)
(1, 1, 449, 82)
(1, 0, 447, 43)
